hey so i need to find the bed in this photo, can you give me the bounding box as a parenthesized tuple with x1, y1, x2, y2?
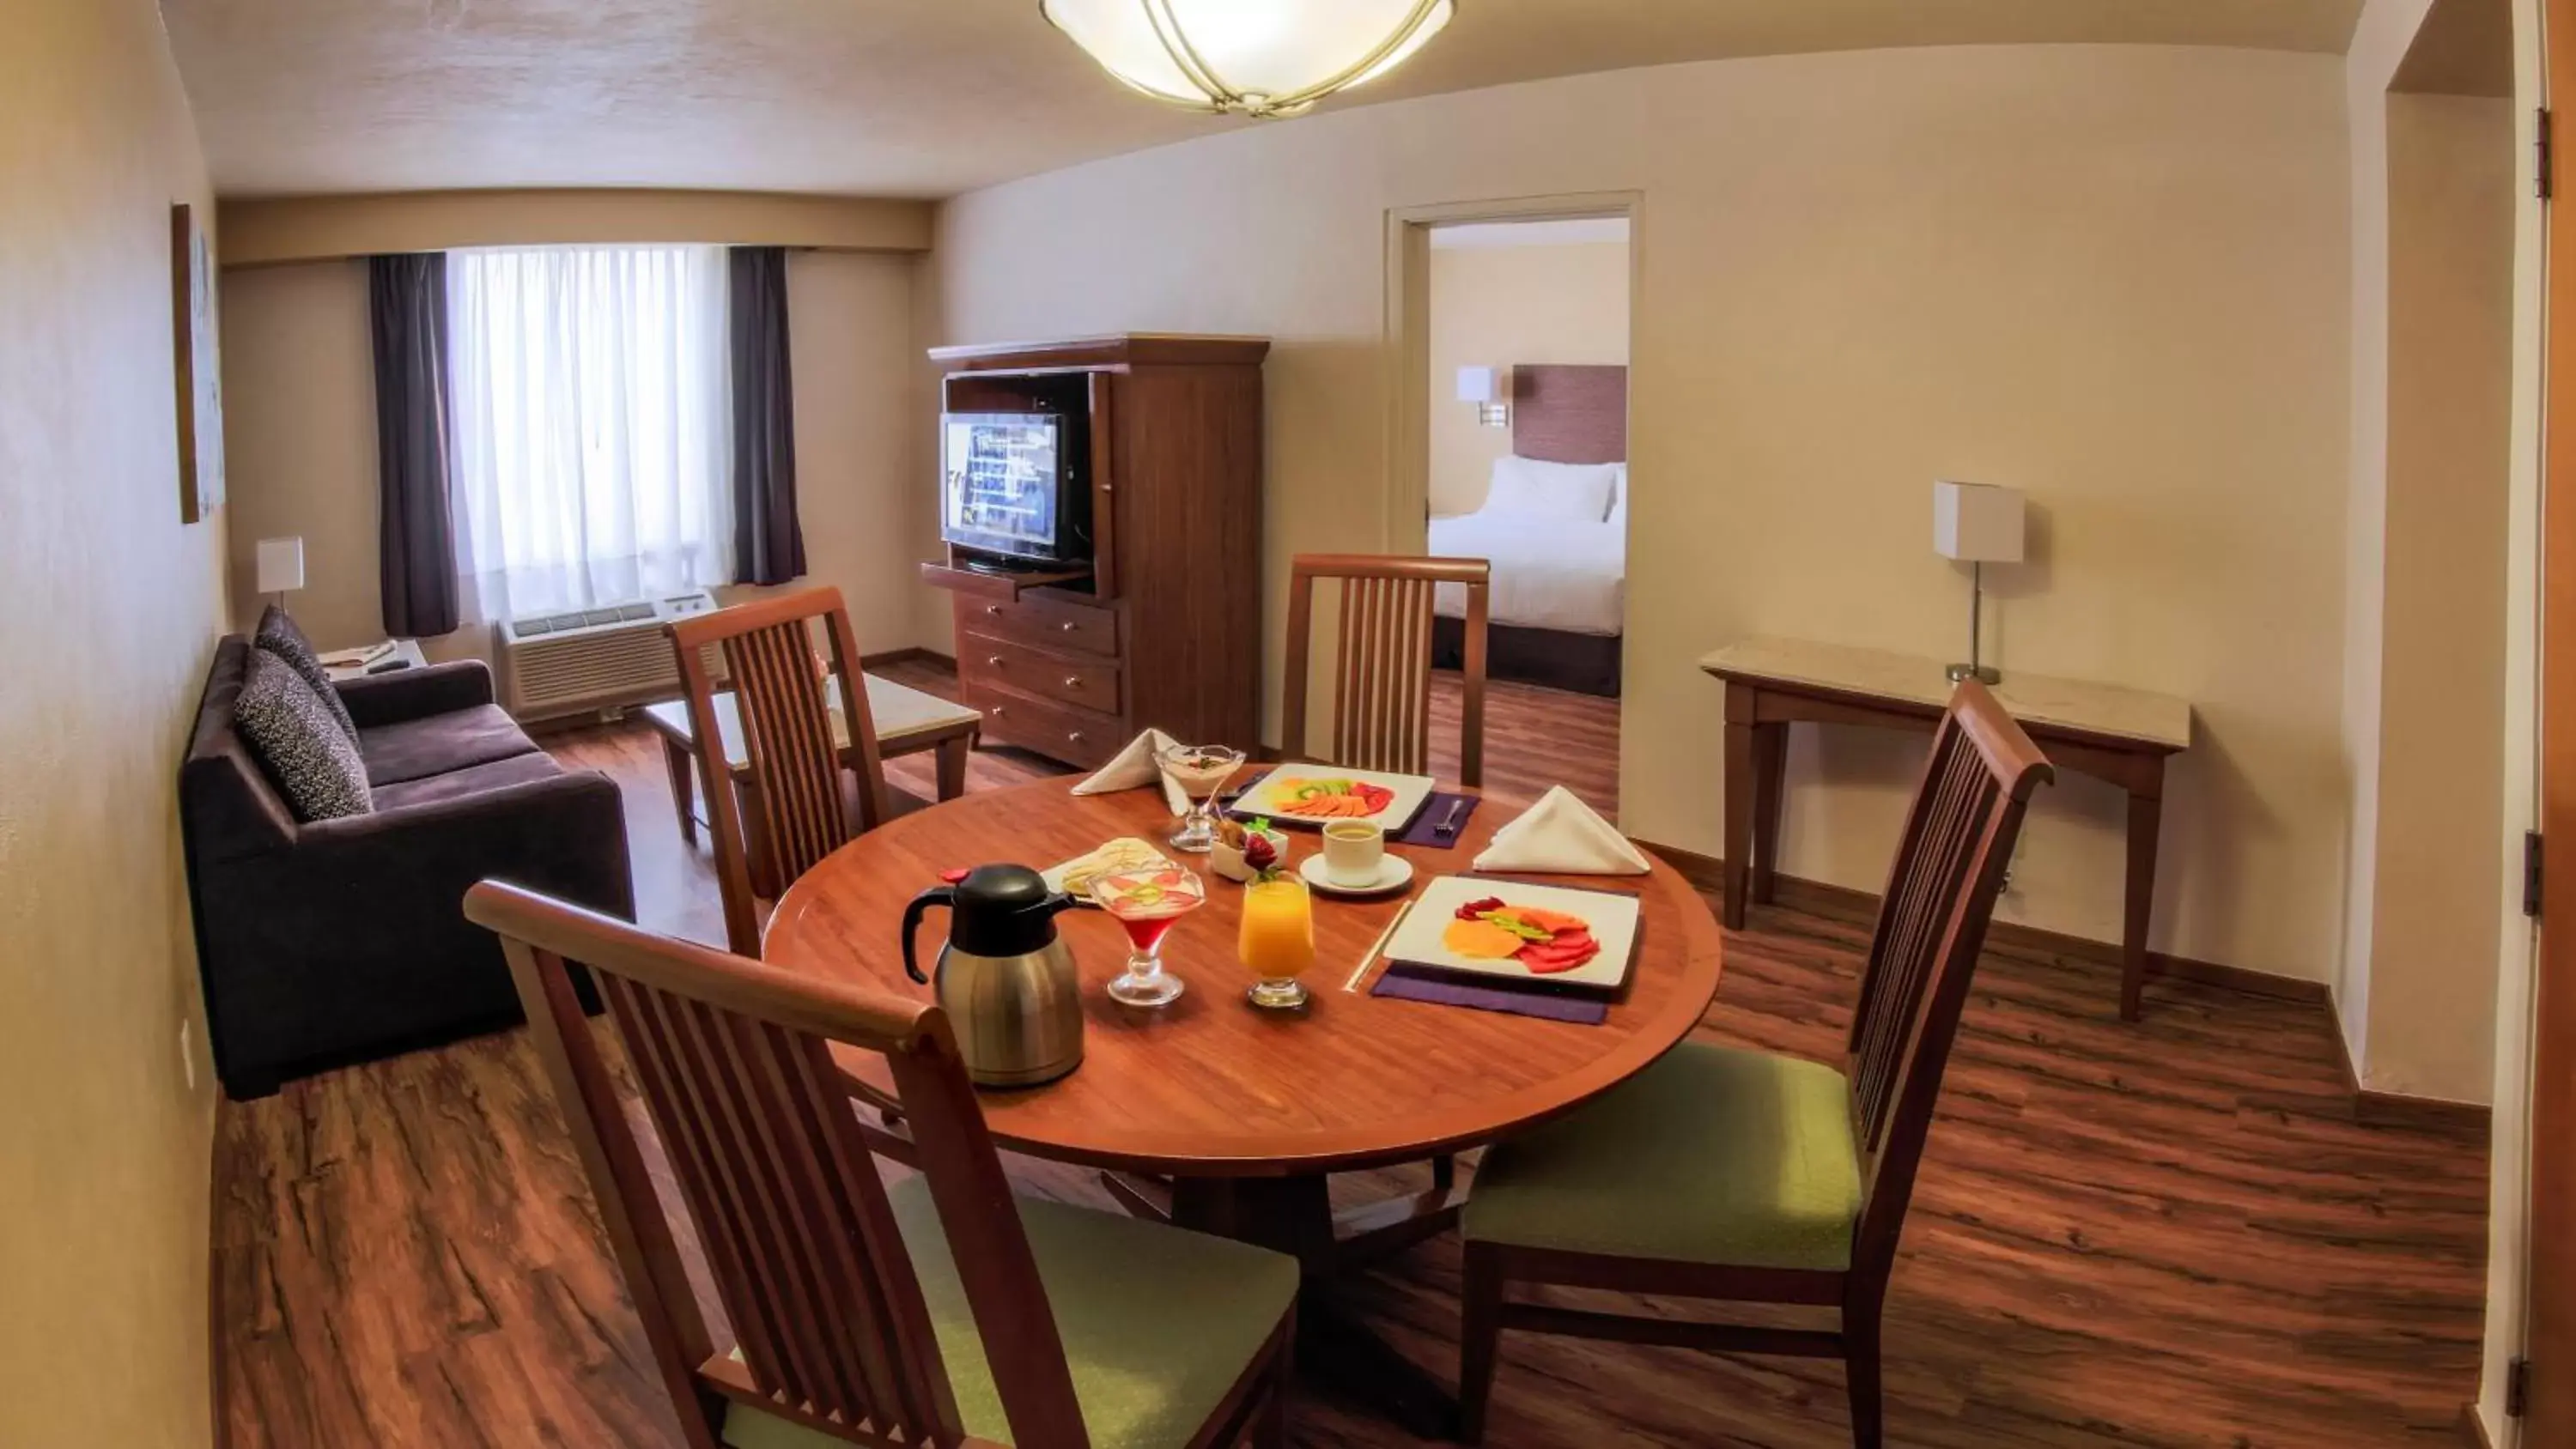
(1431, 363, 1627, 696)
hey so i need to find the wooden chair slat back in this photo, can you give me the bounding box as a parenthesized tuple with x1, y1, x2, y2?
(669, 587, 890, 956)
(1281, 554, 1489, 788)
(465, 882, 1086, 1449)
(1844, 680, 2051, 1270)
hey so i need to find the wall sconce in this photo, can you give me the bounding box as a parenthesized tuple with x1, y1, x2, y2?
(1456, 366, 1510, 428)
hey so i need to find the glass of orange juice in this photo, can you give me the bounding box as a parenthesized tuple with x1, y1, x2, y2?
(1239, 876, 1316, 1010)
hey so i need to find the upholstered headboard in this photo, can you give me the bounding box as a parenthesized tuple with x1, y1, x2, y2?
(1511, 364, 1627, 464)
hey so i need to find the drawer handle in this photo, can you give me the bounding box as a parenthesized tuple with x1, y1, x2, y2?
(1059, 621, 1077, 633)
(990, 705, 1005, 716)
(1066, 731, 1085, 743)
(987, 655, 1004, 667)
(1063, 675, 1083, 689)
(985, 604, 1005, 616)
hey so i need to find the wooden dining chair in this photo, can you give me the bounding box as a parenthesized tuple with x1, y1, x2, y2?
(668, 586, 891, 956)
(1281, 554, 1491, 790)
(463, 878, 1299, 1449)
(1452, 679, 2052, 1446)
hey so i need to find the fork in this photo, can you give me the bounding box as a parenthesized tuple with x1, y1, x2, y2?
(1432, 798, 1468, 837)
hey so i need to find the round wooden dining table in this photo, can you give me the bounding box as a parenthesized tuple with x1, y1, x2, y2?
(764, 776, 1724, 1434)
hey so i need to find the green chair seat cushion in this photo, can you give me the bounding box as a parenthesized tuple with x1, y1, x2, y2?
(722, 1175, 1298, 1449)
(1462, 1041, 1862, 1272)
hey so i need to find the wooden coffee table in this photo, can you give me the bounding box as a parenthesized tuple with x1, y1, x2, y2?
(764, 779, 1723, 1435)
(643, 675, 982, 895)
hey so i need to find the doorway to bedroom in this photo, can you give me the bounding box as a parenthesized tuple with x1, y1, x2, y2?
(1420, 214, 1632, 815)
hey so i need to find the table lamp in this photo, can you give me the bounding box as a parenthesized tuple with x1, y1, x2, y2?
(1931, 481, 2023, 685)
(256, 537, 306, 615)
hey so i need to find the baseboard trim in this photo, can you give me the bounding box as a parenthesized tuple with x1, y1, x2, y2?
(860, 646, 955, 670)
(1631, 837, 2330, 1009)
(2327, 1015, 2494, 1134)
(2458, 1401, 2493, 1449)
(1635, 837, 2496, 1131)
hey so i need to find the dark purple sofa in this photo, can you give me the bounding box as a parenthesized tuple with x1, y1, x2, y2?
(180, 637, 632, 1098)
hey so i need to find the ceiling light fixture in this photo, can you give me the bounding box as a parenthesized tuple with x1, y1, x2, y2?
(1039, 0, 1456, 119)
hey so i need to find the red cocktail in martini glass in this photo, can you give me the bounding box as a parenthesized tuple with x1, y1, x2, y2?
(1089, 865, 1205, 1007)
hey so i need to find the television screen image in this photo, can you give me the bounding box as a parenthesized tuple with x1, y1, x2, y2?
(943, 414, 1068, 562)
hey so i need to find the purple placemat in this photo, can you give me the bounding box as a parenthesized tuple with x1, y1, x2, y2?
(1370, 964, 1610, 1024)
(1395, 791, 1479, 847)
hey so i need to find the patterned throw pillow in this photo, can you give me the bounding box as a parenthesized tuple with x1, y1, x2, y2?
(234, 650, 374, 822)
(254, 604, 360, 744)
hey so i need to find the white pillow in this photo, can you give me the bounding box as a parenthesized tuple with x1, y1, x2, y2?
(1483, 455, 1620, 522)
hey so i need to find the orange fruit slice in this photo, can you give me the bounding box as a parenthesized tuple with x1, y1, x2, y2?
(1443, 919, 1527, 959)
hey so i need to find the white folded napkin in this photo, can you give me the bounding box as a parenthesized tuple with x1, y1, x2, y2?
(1070, 728, 1190, 815)
(1473, 785, 1653, 876)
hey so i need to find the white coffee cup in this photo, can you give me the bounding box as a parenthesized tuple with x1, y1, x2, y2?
(1321, 820, 1387, 886)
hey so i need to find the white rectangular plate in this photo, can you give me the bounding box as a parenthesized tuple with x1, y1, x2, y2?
(1384, 876, 1643, 994)
(1233, 767, 1438, 834)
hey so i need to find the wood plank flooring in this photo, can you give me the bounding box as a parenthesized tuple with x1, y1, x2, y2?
(211, 670, 2488, 1448)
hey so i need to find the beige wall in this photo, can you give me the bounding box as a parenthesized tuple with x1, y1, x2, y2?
(1427, 240, 1631, 516)
(2366, 91, 2513, 1100)
(927, 44, 2352, 982)
(220, 189, 932, 268)
(221, 249, 925, 659)
(0, 2, 226, 1445)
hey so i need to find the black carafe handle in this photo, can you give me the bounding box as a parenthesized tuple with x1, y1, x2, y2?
(902, 886, 954, 985)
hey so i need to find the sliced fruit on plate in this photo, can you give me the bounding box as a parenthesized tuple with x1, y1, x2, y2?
(1442, 919, 1528, 959)
(1441, 896, 1604, 973)
(1268, 777, 1397, 817)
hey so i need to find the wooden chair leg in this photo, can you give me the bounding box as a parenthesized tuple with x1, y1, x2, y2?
(1255, 1316, 1293, 1448)
(1845, 1301, 1883, 1449)
(1432, 1153, 1457, 1193)
(1458, 1241, 1505, 1445)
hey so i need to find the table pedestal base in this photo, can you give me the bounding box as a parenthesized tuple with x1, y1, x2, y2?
(1105, 1170, 1469, 1439)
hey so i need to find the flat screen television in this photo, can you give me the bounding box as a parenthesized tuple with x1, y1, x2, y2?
(940, 411, 1089, 567)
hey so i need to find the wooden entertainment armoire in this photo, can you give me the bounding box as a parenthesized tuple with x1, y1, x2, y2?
(922, 334, 1269, 770)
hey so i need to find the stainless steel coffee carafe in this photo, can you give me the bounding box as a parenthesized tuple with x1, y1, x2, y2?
(902, 864, 1084, 1087)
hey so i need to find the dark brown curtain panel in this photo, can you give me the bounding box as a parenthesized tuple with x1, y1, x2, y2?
(368, 253, 461, 637)
(729, 246, 805, 585)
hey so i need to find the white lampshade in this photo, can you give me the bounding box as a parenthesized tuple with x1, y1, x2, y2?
(1455, 366, 1502, 404)
(255, 537, 306, 596)
(1040, 0, 1455, 118)
(1932, 481, 2025, 565)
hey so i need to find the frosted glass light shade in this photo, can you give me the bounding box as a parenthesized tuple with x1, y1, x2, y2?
(1455, 365, 1501, 403)
(256, 536, 306, 595)
(1932, 481, 2025, 564)
(1040, 0, 1456, 118)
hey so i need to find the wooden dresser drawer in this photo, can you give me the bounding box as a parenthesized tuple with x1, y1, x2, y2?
(961, 629, 1122, 715)
(962, 679, 1123, 770)
(959, 592, 1121, 658)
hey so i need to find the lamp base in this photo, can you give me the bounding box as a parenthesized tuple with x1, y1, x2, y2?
(1946, 663, 2001, 686)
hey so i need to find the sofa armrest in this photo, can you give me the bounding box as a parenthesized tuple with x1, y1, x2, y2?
(188, 767, 630, 1096)
(334, 658, 497, 729)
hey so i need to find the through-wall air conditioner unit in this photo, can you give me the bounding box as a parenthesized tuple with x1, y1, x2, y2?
(495, 591, 721, 722)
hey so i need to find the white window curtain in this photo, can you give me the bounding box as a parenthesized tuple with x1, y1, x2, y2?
(446, 245, 734, 623)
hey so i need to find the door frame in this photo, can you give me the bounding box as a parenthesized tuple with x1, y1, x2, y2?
(2532, 0, 2575, 1439)
(1380, 191, 1643, 553)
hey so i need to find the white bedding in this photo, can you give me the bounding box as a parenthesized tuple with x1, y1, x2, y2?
(1428, 508, 1626, 637)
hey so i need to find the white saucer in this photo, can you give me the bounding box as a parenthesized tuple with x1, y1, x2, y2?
(1299, 852, 1415, 897)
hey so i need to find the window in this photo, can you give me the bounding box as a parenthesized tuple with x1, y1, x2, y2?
(446, 246, 733, 622)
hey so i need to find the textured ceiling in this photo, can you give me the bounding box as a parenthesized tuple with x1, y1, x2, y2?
(163, 0, 2366, 200)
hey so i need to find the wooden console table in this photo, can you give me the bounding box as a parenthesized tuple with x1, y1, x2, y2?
(1700, 638, 2192, 1020)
